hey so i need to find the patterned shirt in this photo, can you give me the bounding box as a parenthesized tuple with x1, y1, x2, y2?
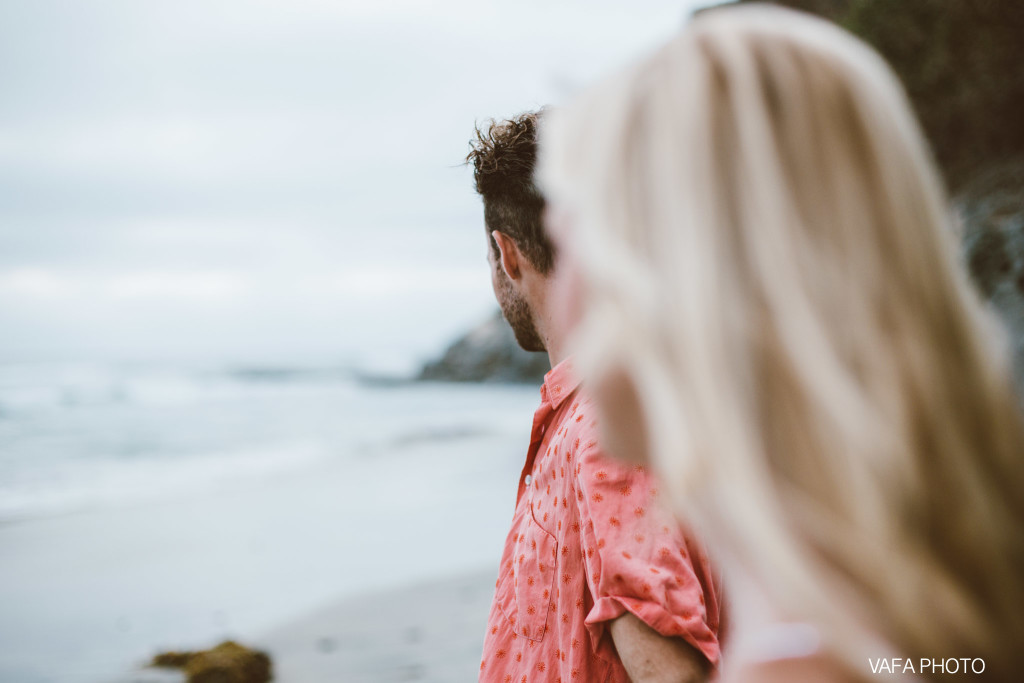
(480, 359, 722, 683)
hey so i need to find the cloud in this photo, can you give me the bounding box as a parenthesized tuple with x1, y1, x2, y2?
(0, 0, 710, 364)
(0, 268, 74, 300)
(0, 268, 249, 304)
(104, 271, 249, 302)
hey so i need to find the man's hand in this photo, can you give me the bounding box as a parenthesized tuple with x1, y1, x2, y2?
(609, 612, 711, 683)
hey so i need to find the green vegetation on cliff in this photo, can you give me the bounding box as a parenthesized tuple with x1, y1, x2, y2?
(737, 0, 1024, 189)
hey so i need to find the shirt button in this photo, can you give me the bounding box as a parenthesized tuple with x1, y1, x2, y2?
(524, 475, 532, 486)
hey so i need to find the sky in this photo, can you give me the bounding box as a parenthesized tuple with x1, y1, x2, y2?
(0, 0, 713, 373)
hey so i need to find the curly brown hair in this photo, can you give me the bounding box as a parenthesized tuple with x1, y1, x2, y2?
(467, 110, 555, 274)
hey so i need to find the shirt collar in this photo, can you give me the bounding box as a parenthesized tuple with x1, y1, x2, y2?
(539, 357, 581, 410)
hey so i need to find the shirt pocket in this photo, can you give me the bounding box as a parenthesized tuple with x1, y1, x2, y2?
(497, 501, 559, 642)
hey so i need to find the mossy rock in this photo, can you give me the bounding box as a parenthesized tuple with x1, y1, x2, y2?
(735, 0, 1024, 190)
(152, 641, 272, 683)
(726, 1, 1024, 398)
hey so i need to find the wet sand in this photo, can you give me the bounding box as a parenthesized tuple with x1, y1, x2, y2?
(260, 569, 494, 683)
(115, 568, 496, 683)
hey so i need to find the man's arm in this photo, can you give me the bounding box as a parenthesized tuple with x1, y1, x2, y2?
(610, 612, 711, 683)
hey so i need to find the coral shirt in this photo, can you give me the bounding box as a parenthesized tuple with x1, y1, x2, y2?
(480, 359, 722, 683)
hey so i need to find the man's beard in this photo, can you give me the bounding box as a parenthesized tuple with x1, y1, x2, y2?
(496, 271, 545, 353)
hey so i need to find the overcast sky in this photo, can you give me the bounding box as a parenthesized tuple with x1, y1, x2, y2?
(0, 0, 713, 372)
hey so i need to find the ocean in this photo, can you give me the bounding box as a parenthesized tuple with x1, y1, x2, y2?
(0, 362, 540, 682)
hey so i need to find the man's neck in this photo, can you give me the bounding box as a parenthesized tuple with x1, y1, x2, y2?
(522, 269, 568, 370)
(545, 349, 565, 369)
(533, 305, 568, 369)
(545, 333, 568, 368)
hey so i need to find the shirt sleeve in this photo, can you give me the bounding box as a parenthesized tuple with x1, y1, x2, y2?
(573, 442, 722, 665)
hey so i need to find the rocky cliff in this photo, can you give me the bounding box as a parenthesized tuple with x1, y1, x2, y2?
(958, 161, 1024, 395)
(418, 311, 549, 384)
(736, 0, 1024, 394)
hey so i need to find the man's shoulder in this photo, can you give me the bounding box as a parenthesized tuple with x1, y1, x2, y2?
(553, 393, 656, 486)
(551, 392, 601, 453)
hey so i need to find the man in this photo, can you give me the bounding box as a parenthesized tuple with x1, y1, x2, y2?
(469, 111, 723, 683)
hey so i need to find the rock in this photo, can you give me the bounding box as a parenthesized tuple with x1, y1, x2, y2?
(732, 0, 1024, 397)
(150, 641, 272, 683)
(737, 0, 851, 21)
(418, 310, 549, 384)
(957, 161, 1024, 395)
(843, 0, 1024, 190)
(734, 0, 1024, 190)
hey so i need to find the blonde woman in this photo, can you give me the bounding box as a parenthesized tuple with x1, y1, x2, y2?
(538, 5, 1024, 682)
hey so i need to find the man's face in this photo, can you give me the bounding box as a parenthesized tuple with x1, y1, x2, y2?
(488, 240, 545, 353)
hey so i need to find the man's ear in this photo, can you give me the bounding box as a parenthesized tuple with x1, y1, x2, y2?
(492, 231, 522, 282)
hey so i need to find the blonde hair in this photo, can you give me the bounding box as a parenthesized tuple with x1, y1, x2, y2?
(539, 5, 1024, 680)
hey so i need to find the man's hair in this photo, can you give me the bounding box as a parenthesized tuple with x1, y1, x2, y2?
(467, 110, 555, 274)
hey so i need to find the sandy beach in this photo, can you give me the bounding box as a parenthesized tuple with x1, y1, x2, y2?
(114, 568, 496, 683)
(259, 569, 494, 683)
